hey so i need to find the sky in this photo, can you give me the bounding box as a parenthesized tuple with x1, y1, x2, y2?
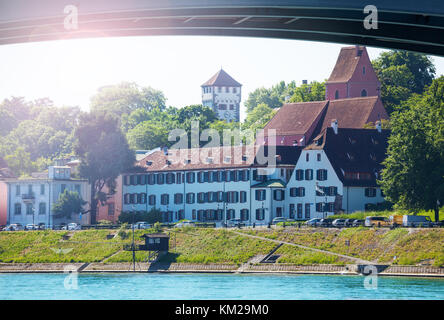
(1, 35, 444, 121)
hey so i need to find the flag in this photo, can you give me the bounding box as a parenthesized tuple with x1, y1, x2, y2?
(299, 136, 305, 145)
(315, 184, 324, 195)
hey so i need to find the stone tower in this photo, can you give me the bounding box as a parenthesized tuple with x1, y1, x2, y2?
(201, 69, 242, 122)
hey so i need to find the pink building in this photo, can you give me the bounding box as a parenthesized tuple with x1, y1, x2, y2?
(325, 45, 381, 100)
(0, 157, 15, 226)
(96, 175, 123, 223)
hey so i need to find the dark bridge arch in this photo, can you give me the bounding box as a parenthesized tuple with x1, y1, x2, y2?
(1, 0, 444, 56)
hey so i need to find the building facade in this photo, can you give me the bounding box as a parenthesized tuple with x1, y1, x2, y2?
(202, 69, 242, 122)
(2, 166, 90, 227)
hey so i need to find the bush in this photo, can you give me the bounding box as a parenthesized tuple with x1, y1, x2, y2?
(118, 208, 163, 224)
(153, 222, 162, 233)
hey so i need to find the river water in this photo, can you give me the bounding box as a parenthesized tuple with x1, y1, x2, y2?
(0, 273, 443, 300)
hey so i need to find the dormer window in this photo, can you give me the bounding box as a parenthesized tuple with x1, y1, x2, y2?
(347, 153, 355, 161)
(146, 161, 152, 166)
(370, 154, 377, 161)
(371, 137, 379, 145)
(335, 90, 339, 99)
(242, 155, 248, 162)
(348, 137, 356, 144)
(224, 156, 231, 163)
(206, 157, 214, 164)
(183, 159, 191, 165)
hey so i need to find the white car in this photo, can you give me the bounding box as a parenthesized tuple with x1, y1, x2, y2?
(174, 221, 195, 228)
(62, 223, 81, 230)
(133, 222, 151, 229)
(25, 224, 39, 230)
(3, 224, 23, 231)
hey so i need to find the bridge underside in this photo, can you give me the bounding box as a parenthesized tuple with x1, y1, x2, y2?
(1, 1, 444, 55)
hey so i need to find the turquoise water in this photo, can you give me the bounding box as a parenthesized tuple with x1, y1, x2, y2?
(0, 273, 443, 300)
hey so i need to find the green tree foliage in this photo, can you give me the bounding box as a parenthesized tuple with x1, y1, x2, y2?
(127, 120, 172, 150)
(373, 50, 436, 114)
(288, 81, 326, 103)
(52, 190, 87, 219)
(242, 103, 277, 132)
(74, 112, 135, 224)
(3, 147, 35, 177)
(380, 76, 444, 222)
(90, 82, 166, 116)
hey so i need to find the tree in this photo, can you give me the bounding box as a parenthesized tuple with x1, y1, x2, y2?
(127, 120, 172, 150)
(74, 112, 135, 224)
(288, 81, 326, 103)
(52, 190, 86, 219)
(118, 208, 163, 224)
(380, 76, 444, 222)
(242, 103, 277, 132)
(373, 50, 436, 114)
(90, 82, 166, 116)
(3, 147, 35, 177)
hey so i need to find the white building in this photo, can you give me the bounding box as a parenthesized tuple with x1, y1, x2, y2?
(285, 121, 388, 219)
(201, 69, 242, 122)
(121, 123, 389, 225)
(4, 166, 90, 227)
(122, 146, 299, 226)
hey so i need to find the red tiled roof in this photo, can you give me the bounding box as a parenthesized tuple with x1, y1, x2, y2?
(318, 96, 386, 132)
(263, 101, 328, 136)
(132, 145, 301, 172)
(202, 69, 241, 87)
(327, 46, 365, 83)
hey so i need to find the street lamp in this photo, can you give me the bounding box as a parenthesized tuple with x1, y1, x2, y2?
(130, 204, 136, 272)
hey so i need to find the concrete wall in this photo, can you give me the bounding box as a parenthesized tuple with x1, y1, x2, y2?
(343, 186, 385, 213)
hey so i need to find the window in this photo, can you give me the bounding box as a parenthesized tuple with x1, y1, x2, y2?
(274, 189, 285, 201)
(129, 194, 136, 204)
(124, 175, 130, 185)
(361, 89, 367, 97)
(192, 210, 196, 220)
(186, 172, 195, 183)
(226, 191, 239, 203)
(26, 203, 33, 215)
(256, 209, 265, 220)
(38, 202, 46, 215)
(16, 185, 20, 196)
(212, 171, 219, 182)
(317, 169, 328, 181)
(297, 203, 303, 219)
(240, 209, 249, 221)
(219, 104, 227, 110)
(161, 194, 169, 205)
(255, 189, 266, 201)
(107, 203, 115, 216)
(40, 184, 45, 195)
(218, 87, 221, 93)
(14, 203, 21, 215)
(306, 153, 309, 162)
(233, 87, 237, 93)
(363, 66, 366, 74)
(225, 87, 229, 93)
(186, 193, 195, 204)
(317, 154, 321, 161)
(227, 209, 235, 220)
(197, 171, 204, 183)
(147, 174, 155, 185)
(365, 188, 377, 197)
(157, 173, 164, 185)
(176, 172, 182, 184)
(240, 191, 247, 203)
(178, 210, 185, 220)
(166, 173, 175, 184)
(290, 187, 305, 197)
(149, 195, 156, 206)
(316, 203, 324, 212)
(305, 204, 311, 219)
(174, 193, 183, 204)
(124, 193, 130, 204)
(295, 169, 304, 181)
(335, 90, 339, 99)
(197, 192, 206, 203)
(305, 169, 313, 180)
(289, 204, 295, 219)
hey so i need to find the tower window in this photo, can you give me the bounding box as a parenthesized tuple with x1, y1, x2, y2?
(363, 66, 366, 75)
(335, 90, 339, 99)
(225, 87, 229, 93)
(233, 87, 237, 93)
(361, 89, 367, 97)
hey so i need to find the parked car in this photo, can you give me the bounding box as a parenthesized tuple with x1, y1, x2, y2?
(271, 217, 287, 225)
(344, 219, 354, 227)
(131, 222, 151, 229)
(306, 218, 322, 227)
(4, 223, 23, 231)
(364, 216, 390, 227)
(352, 219, 364, 227)
(227, 218, 244, 227)
(319, 218, 334, 227)
(332, 219, 347, 228)
(62, 223, 81, 230)
(389, 215, 403, 227)
(174, 221, 195, 228)
(402, 215, 433, 228)
(25, 224, 39, 230)
(37, 223, 46, 230)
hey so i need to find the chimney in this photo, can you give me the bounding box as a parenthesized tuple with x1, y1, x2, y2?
(375, 120, 382, 133)
(163, 146, 168, 155)
(331, 119, 338, 134)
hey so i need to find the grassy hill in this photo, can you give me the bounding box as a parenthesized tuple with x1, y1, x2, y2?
(0, 227, 442, 267)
